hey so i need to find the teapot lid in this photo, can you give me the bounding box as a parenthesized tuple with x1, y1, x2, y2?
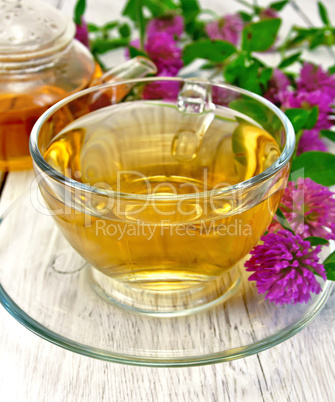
(0, 0, 75, 62)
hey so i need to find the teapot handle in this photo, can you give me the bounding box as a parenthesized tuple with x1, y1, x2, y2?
(91, 56, 157, 86)
(88, 57, 157, 111)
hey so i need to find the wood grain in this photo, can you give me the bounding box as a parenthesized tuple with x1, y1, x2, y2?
(1, 294, 335, 402)
(1, 1, 335, 401)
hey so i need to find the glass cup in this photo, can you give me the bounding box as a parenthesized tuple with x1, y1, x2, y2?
(30, 77, 295, 316)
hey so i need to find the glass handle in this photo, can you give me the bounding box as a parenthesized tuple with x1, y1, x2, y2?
(172, 79, 215, 162)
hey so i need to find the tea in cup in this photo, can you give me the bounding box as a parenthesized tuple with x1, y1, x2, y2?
(30, 78, 294, 316)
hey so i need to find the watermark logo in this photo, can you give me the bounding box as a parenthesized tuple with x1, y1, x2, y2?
(95, 219, 253, 240)
(29, 166, 305, 238)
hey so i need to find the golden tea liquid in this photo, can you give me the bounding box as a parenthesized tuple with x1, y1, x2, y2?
(0, 87, 69, 170)
(41, 102, 283, 290)
(0, 55, 101, 171)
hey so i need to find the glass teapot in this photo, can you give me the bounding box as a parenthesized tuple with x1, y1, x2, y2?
(0, 0, 157, 171)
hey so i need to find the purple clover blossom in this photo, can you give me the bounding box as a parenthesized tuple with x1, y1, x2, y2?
(128, 33, 183, 77)
(280, 87, 332, 154)
(143, 79, 180, 100)
(75, 18, 89, 48)
(147, 15, 184, 39)
(126, 32, 183, 100)
(297, 129, 328, 155)
(205, 14, 243, 46)
(283, 89, 333, 131)
(298, 62, 335, 99)
(264, 69, 290, 105)
(126, 33, 183, 100)
(245, 230, 326, 305)
(145, 32, 183, 76)
(268, 178, 335, 240)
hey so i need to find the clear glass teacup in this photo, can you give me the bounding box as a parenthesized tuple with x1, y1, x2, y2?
(30, 77, 295, 316)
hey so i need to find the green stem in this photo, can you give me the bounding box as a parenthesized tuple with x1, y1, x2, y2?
(135, 0, 145, 51)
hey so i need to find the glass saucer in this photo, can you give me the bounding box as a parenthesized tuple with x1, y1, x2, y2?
(0, 190, 332, 367)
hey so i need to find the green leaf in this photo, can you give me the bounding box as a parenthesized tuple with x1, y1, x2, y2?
(291, 151, 335, 186)
(229, 97, 281, 134)
(229, 99, 268, 124)
(328, 64, 335, 74)
(270, 0, 289, 11)
(122, 0, 137, 21)
(284, 107, 318, 132)
(103, 21, 119, 31)
(119, 23, 131, 38)
(250, 55, 267, 68)
(253, 6, 262, 15)
(285, 108, 310, 133)
(185, 20, 206, 40)
(276, 208, 294, 233)
(244, 73, 262, 94)
(286, 29, 313, 48)
(74, 0, 86, 25)
(180, 0, 200, 17)
(87, 23, 99, 33)
(309, 31, 326, 50)
(304, 106, 318, 129)
(242, 19, 281, 52)
(183, 40, 236, 65)
(181, 0, 201, 36)
(143, 0, 177, 17)
(284, 71, 297, 82)
(320, 130, 335, 142)
(304, 236, 329, 246)
(325, 263, 335, 281)
(239, 11, 252, 22)
(191, 21, 207, 39)
(225, 56, 269, 95)
(278, 52, 301, 69)
(324, 250, 335, 265)
(224, 55, 246, 83)
(294, 27, 320, 36)
(287, 26, 335, 50)
(91, 38, 129, 54)
(159, 0, 178, 10)
(238, 59, 262, 94)
(325, 30, 335, 47)
(123, 0, 173, 21)
(318, 1, 331, 26)
(128, 45, 148, 58)
(259, 68, 273, 86)
(324, 251, 335, 281)
(281, 27, 335, 50)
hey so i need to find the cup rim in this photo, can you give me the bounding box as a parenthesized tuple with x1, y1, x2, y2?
(30, 77, 295, 201)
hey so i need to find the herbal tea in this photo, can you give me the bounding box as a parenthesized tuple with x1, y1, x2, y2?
(0, 53, 99, 171)
(41, 102, 283, 290)
(0, 87, 68, 170)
